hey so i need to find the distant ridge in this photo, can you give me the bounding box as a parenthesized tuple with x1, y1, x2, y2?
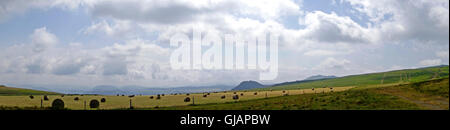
(304, 75, 337, 81)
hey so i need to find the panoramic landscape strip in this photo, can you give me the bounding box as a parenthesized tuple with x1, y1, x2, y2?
(1, 65, 448, 110)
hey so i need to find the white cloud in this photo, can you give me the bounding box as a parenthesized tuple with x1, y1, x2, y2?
(83, 20, 132, 37)
(419, 59, 442, 66)
(345, 0, 449, 44)
(298, 11, 377, 44)
(436, 51, 449, 59)
(304, 50, 339, 56)
(317, 57, 351, 70)
(0, 0, 84, 22)
(30, 27, 58, 53)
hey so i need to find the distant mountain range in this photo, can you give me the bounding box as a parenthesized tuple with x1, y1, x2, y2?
(303, 75, 337, 81)
(231, 75, 337, 91)
(11, 84, 234, 95)
(88, 85, 233, 95)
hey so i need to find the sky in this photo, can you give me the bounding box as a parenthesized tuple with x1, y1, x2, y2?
(0, 0, 449, 88)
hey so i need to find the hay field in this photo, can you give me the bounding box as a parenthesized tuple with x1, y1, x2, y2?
(0, 87, 352, 110)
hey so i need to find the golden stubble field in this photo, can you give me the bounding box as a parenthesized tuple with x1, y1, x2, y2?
(0, 87, 353, 110)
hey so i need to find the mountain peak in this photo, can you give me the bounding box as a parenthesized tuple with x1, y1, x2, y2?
(232, 80, 266, 90)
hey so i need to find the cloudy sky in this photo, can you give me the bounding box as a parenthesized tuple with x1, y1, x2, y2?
(0, 0, 448, 88)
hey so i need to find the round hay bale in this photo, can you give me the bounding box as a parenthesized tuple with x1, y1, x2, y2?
(89, 99, 100, 108)
(156, 95, 161, 99)
(116, 94, 120, 96)
(100, 98, 106, 103)
(282, 90, 286, 93)
(240, 93, 244, 96)
(43, 95, 49, 101)
(184, 97, 191, 102)
(232, 95, 239, 100)
(51, 99, 65, 110)
(29, 95, 34, 99)
(221, 95, 226, 99)
(149, 96, 154, 99)
(233, 92, 237, 94)
(74, 97, 79, 101)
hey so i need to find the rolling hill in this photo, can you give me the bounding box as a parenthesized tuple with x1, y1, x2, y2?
(232, 81, 266, 90)
(255, 65, 449, 91)
(0, 85, 60, 96)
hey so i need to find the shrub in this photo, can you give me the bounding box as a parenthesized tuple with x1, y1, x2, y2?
(149, 96, 154, 99)
(29, 95, 34, 99)
(282, 90, 286, 93)
(162, 94, 165, 96)
(128, 95, 135, 98)
(43, 95, 49, 101)
(254, 92, 257, 95)
(283, 93, 289, 96)
(233, 92, 237, 94)
(51, 99, 65, 110)
(240, 93, 244, 96)
(207, 93, 210, 95)
(186, 93, 190, 96)
(100, 98, 106, 103)
(61, 95, 65, 97)
(74, 97, 79, 101)
(203, 95, 207, 97)
(184, 97, 191, 102)
(116, 94, 120, 96)
(221, 95, 226, 99)
(89, 99, 100, 108)
(232, 95, 239, 100)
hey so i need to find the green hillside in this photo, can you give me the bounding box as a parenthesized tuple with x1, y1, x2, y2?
(151, 78, 449, 110)
(256, 65, 449, 91)
(0, 85, 60, 96)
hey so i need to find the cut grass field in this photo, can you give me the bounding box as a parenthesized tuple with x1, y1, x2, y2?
(0, 87, 351, 110)
(149, 78, 449, 110)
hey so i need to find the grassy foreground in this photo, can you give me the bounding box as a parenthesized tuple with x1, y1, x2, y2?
(148, 78, 449, 110)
